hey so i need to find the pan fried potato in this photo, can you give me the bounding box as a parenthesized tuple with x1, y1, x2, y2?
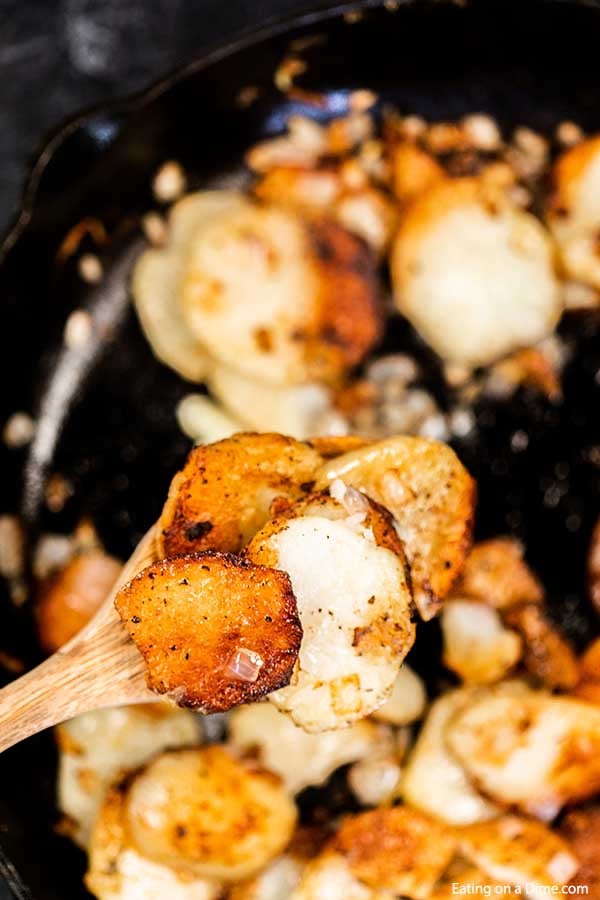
(86, 778, 220, 900)
(560, 807, 600, 900)
(228, 701, 392, 794)
(315, 436, 475, 620)
(132, 190, 247, 381)
(290, 851, 395, 900)
(180, 203, 381, 386)
(158, 433, 322, 558)
(452, 538, 544, 610)
(330, 806, 456, 899)
(389, 142, 445, 206)
(57, 705, 201, 848)
(246, 491, 414, 731)
(401, 688, 499, 825)
(124, 746, 297, 882)
(441, 599, 522, 684)
(391, 177, 562, 367)
(547, 135, 600, 289)
(573, 637, 600, 704)
(371, 664, 427, 725)
(115, 553, 302, 712)
(447, 682, 600, 819)
(430, 861, 519, 900)
(308, 435, 372, 459)
(588, 517, 600, 615)
(207, 365, 332, 440)
(456, 816, 578, 892)
(503, 602, 578, 689)
(36, 550, 122, 653)
(228, 827, 324, 900)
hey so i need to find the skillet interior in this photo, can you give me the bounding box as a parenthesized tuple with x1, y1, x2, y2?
(1, 0, 600, 896)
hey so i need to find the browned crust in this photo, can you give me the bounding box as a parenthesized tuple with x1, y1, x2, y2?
(453, 538, 544, 610)
(305, 218, 383, 379)
(158, 433, 322, 558)
(115, 552, 302, 712)
(503, 602, 579, 690)
(560, 807, 600, 900)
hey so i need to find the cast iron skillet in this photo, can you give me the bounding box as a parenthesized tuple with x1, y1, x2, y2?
(1, 0, 600, 896)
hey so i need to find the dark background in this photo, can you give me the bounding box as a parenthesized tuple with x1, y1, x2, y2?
(0, 0, 331, 234)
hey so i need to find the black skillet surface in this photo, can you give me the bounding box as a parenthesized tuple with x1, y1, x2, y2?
(1, 0, 600, 896)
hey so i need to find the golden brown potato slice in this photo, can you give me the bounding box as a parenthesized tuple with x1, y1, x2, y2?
(390, 142, 445, 206)
(86, 777, 220, 900)
(131, 190, 247, 381)
(503, 602, 579, 690)
(246, 491, 414, 732)
(36, 550, 122, 653)
(315, 436, 476, 620)
(588, 517, 600, 615)
(115, 552, 302, 712)
(441, 598, 522, 684)
(57, 705, 201, 848)
(254, 167, 342, 213)
(330, 806, 456, 899)
(290, 851, 395, 900)
(452, 537, 544, 610)
(391, 177, 562, 367)
(456, 816, 578, 891)
(124, 746, 297, 882)
(180, 203, 382, 386)
(228, 701, 392, 794)
(560, 807, 600, 900)
(401, 687, 500, 825)
(447, 681, 600, 819)
(158, 433, 322, 558)
(547, 135, 600, 290)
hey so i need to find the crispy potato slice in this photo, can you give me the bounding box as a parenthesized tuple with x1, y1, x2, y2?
(115, 553, 302, 712)
(371, 664, 427, 725)
(131, 190, 247, 381)
(124, 746, 297, 882)
(560, 807, 600, 900)
(503, 602, 578, 689)
(401, 688, 500, 825)
(86, 778, 220, 900)
(447, 682, 600, 819)
(246, 491, 415, 732)
(290, 851, 395, 900)
(442, 599, 522, 684)
(588, 517, 600, 615)
(452, 538, 544, 610)
(308, 435, 372, 459)
(456, 816, 578, 891)
(391, 177, 562, 367)
(207, 365, 332, 440)
(180, 203, 381, 386)
(390, 142, 445, 205)
(228, 826, 324, 900)
(36, 550, 122, 653)
(330, 806, 456, 899)
(547, 135, 600, 290)
(158, 433, 322, 558)
(57, 705, 201, 848)
(228, 701, 392, 794)
(315, 436, 476, 620)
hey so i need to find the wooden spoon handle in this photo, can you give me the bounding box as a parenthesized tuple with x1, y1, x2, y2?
(0, 526, 158, 753)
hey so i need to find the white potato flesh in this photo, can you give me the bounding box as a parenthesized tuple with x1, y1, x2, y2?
(441, 599, 522, 684)
(131, 191, 247, 381)
(456, 816, 579, 893)
(347, 753, 403, 807)
(247, 497, 414, 732)
(547, 135, 600, 289)
(371, 664, 427, 725)
(176, 393, 243, 444)
(447, 683, 600, 819)
(86, 781, 219, 900)
(290, 853, 395, 900)
(391, 178, 562, 367)
(228, 702, 392, 794)
(401, 689, 499, 825)
(124, 746, 297, 882)
(229, 854, 305, 900)
(56, 705, 201, 847)
(208, 364, 332, 439)
(315, 436, 475, 621)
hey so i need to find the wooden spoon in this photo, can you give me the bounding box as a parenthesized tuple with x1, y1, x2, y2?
(0, 526, 158, 754)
